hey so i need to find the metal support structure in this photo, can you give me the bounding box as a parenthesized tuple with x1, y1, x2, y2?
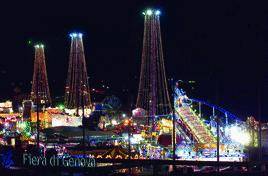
(36, 73, 40, 149)
(225, 113, 228, 126)
(172, 111, 176, 161)
(82, 91, 86, 157)
(258, 86, 262, 163)
(199, 102, 202, 117)
(216, 116, 220, 173)
(128, 124, 131, 160)
(170, 79, 176, 161)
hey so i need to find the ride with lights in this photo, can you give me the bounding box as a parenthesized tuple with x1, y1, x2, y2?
(173, 81, 253, 154)
(174, 83, 216, 146)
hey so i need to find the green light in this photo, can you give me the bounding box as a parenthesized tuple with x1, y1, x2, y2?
(146, 9, 153, 16)
(58, 104, 65, 110)
(17, 121, 27, 129)
(28, 40, 32, 45)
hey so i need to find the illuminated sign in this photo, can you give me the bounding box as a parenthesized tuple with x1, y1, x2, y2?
(51, 115, 82, 127)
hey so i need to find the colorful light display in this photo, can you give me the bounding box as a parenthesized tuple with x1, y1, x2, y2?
(16, 121, 31, 137)
(229, 125, 251, 145)
(0, 9, 259, 166)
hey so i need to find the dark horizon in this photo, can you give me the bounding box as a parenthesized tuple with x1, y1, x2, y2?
(0, 1, 267, 121)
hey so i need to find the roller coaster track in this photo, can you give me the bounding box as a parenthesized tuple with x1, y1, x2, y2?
(176, 106, 216, 144)
(175, 99, 241, 146)
(173, 84, 242, 148)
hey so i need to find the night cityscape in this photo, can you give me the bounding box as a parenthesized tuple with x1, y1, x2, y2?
(0, 1, 268, 175)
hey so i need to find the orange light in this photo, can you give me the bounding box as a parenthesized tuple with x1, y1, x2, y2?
(124, 119, 129, 126)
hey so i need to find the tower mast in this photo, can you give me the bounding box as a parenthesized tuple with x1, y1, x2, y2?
(136, 9, 172, 125)
(31, 44, 51, 106)
(64, 33, 91, 114)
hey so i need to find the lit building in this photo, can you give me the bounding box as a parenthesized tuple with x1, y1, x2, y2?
(0, 100, 13, 113)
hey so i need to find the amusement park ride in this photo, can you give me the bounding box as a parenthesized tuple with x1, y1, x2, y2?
(172, 82, 252, 160)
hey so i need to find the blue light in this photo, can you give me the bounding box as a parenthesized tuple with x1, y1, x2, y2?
(155, 10, 161, 15)
(78, 33, 83, 38)
(70, 33, 79, 38)
(73, 33, 77, 38)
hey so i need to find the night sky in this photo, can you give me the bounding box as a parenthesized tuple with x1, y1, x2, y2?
(0, 1, 267, 121)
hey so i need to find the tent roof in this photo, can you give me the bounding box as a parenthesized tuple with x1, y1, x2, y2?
(102, 146, 129, 157)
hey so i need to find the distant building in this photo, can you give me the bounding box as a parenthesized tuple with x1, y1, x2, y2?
(0, 100, 13, 113)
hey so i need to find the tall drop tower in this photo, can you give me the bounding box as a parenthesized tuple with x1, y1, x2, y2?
(31, 44, 51, 106)
(136, 9, 172, 123)
(64, 33, 91, 114)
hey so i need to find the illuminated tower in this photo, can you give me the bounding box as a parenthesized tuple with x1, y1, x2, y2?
(64, 33, 91, 113)
(31, 44, 51, 106)
(136, 9, 172, 120)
